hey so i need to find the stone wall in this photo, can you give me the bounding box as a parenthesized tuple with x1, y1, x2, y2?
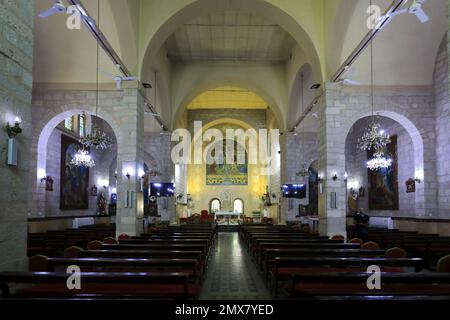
(434, 34, 450, 217)
(0, 0, 34, 271)
(282, 131, 318, 221)
(143, 132, 174, 222)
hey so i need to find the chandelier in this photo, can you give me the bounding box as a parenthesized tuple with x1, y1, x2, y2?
(147, 168, 162, 176)
(357, 10, 392, 171)
(367, 154, 392, 171)
(80, 125, 113, 150)
(296, 163, 309, 177)
(70, 148, 95, 168)
(357, 122, 391, 152)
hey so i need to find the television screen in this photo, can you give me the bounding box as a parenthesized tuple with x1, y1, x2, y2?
(282, 184, 306, 198)
(150, 183, 174, 197)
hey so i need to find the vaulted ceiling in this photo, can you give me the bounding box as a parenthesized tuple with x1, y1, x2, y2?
(187, 86, 268, 109)
(164, 11, 296, 62)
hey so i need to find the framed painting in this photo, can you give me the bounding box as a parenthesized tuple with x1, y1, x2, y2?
(60, 135, 89, 210)
(368, 135, 399, 210)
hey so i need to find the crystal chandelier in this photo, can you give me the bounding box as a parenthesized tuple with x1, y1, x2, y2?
(80, 125, 113, 150)
(70, 148, 95, 168)
(296, 163, 309, 177)
(367, 154, 392, 171)
(357, 14, 392, 171)
(357, 122, 391, 152)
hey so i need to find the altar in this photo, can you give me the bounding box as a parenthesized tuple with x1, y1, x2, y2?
(215, 211, 240, 225)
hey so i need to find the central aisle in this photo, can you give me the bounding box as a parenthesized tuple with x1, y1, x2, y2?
(199, 232, 271, 300)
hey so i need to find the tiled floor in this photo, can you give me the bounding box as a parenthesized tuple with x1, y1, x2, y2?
(198, 232, 271, 300)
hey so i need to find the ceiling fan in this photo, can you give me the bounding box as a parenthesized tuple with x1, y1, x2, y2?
(336, 66, 361, 86)
(38, 0, 96, 24)
(38, 0, 66, 18)
(98, 68, 138, 90)
(388, 0, 429, 23)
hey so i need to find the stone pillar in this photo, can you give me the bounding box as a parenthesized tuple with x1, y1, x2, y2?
(317, 84, 347, 238)
(115, 88, 145, 236)
(0, 0, 34, 271)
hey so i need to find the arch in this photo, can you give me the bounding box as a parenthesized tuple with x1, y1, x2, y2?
(343, 111, 424, 180)
(287, 63, 315, 129)
(172, 66, 286, 131)
(209, 198, 221, 213)
(140, 0, 324, 85)
(233, 198, 244, 215)
(343, 111, 425, 215)
(30, 107, 120, 215)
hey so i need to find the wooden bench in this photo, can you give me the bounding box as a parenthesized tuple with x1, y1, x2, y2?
(270, 257, 424, 298)
(42, 257, 201, 283)
(289, 272, 450, 298)
(0, 271, 196, 299)
(261, 248, 385, 279)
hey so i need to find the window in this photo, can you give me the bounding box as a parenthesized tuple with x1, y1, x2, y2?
(64, 116, 73, 130)
(79, 114, 85, 137)
(210, 198, 221, 213)
(233, 199, 244, 215)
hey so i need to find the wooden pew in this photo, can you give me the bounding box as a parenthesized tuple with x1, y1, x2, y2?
(252, 240, 350, 262)
(43, 257, 200, 284)
(261, 248, 385, 280)
(270, 257, 424, 298)
(289, 272, 450, 299)
(101, 243, 209, 258)
(0, 271, 196, 299)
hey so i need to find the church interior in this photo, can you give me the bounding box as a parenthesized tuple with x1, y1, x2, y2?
(2, 0, 450, 304)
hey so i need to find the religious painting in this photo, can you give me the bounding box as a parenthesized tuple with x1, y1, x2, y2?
(406, 178, 416, 193)
(368, 135, 399, 210)
(44, 176, 54, 191)
(90, 185, 98, 197)
(60, 135, 89, 210)
(206, 139, 248, 185)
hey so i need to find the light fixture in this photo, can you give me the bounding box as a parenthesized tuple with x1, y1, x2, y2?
(332, 172, 338, 181)
(296, 163, 309, 177)
(357, 7, 392, 171)
(367, 155, 392, 171)
(80, 125, 113, 150)
(6, 116, 22, 138)
(147, 168, 162, 176)
(125, 172, 130, 180)
(78, 0, 113, 152)
(344, 172, 348, 181)
(70, 148, 95, 168)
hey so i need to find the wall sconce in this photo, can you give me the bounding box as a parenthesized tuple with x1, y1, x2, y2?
(344, 172, 348, 182)
(413, 178, 421, 184)
(125, 172, 130, 180)
(6, 117, 22, 138)
(332, 172, 338, 181)
(317, 174, 324, 182)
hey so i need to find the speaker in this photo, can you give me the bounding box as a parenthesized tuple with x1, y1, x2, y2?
(7, 138, 17, 166)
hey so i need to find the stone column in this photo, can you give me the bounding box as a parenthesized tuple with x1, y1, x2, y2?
(0, 0, 34, 271)
(317, 84, 347, 238)
(114, 88, 145, 236)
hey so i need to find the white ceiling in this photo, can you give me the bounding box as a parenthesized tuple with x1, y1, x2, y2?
(165, 11, 296, 62)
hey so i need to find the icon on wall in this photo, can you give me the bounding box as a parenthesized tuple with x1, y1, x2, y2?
(406, 178, 416, 193)
(45, 176, 54, 191)
(358, 187, 365, 198)
(91, 185, 98, 197)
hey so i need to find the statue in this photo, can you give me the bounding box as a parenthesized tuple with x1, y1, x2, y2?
(97, 192, 106, 215)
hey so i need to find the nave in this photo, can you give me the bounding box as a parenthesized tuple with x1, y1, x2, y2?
(2, 222, 450, 300)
